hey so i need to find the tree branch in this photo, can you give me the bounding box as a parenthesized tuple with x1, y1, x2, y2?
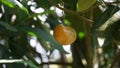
(48, 0, 93, 23)
(39, 62, 72, 66)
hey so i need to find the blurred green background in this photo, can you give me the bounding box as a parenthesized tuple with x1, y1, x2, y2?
(0, 0, 120, 68)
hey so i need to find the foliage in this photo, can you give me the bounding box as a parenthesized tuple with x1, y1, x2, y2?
(0, 0, 120, 68)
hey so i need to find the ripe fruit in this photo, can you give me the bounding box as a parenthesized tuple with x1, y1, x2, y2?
(53, 24, 77, 45)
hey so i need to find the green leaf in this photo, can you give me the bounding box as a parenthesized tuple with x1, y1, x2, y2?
(15, 0, 28, 14)
(22, 60, 39, 68)
(1, 0, 28, 13)
(20, 25, 67, 53)
(0, 21, 17, 32)
(1, 0, 15, 8)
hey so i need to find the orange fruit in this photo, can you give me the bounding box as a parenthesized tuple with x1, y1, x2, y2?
(53, 24, 77, 45)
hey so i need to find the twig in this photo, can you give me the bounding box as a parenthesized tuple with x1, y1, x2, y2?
(0, 59, 23, 63)
(39, 62, 72, 66)
(48, 0, 93, 23)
